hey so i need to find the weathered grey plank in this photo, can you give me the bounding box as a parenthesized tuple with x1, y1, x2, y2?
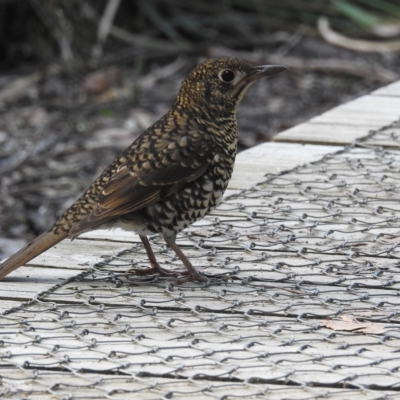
(24, 239, 133, 268)
(275, 122, 385, 145)
(372, 80, 400, 97)
(276, 95, 400, 145)
(0, 368, 386, 400)
(230, 142, 342, 189)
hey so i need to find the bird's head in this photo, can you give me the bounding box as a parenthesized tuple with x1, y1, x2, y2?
(175, 57, 287, 115)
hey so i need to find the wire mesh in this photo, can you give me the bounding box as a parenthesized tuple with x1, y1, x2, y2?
(2, 121, 400, 399)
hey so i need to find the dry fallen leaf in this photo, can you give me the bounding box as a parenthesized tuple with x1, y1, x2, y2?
(324, 314, 387, 334)
(82, 67, 120, 95)
(247, 234, 276, 242)
(381, 235, 400, 244)
(191, 229, 222, 238)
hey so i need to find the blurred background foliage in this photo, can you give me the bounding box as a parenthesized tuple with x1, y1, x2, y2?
(1, 0, 400, 69)
(1, 0, 400, 256)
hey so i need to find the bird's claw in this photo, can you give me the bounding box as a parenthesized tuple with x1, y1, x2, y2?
(127, 263, 206, 283)
(173, 271, 207, 284)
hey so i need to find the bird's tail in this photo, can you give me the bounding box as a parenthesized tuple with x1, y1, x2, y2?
(0, 230, 68, 279)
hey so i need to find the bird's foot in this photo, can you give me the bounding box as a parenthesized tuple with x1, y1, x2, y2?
(127, 263, 206, 283)
(127, 263, 185, 278)
(173, 269, 207, 284)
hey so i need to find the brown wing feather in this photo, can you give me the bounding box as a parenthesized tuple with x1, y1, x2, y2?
(69, 153, 212, 237)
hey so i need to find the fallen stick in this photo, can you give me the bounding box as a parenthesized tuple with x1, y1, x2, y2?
(318, 17, 400, 53)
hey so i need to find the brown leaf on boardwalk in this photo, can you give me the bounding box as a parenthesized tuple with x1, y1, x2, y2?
(191, 229, 222, 238)
(324, 315, 387, 334)
(246, 234, 275, 241)
(381, 235, 400, 244)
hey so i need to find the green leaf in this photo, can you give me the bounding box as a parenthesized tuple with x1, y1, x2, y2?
(355, 0, 400, 18)
(333, 0, 382, 27)
(101, 109, 113, 117)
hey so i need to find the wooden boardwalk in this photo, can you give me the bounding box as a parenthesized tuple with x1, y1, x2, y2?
(1, 81, 400, 399)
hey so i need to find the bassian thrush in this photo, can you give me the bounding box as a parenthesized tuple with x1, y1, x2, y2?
(0, 58, 286, 283)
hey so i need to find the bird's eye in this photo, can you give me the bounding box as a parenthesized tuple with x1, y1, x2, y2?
(219, 70, 235, 83)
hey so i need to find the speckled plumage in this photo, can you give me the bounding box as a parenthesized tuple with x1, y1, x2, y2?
(0, 58, 286, 282)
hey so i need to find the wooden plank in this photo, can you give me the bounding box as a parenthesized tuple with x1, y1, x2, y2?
(229, 142, 341, 190)
(0, 300, 27, 311)
(0, 240, 137, 307)
(3, 237, 400, 310)
(309, 110, 395, 125)
(0, 369, 385, 400)
(40, 282, 400, 316)
(331, 94, 400, 113)
(275, 95, 400, 145)
(275, 122, 395, 145)
(24, 239, 134, 269)
(372, 80, 400, 97)
(0, 267, 88, 311)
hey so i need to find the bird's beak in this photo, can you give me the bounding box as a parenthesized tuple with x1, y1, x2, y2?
(247, 65, 288, 82)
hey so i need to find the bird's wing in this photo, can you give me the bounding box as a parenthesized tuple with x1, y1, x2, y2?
(69, 134, 213, 237)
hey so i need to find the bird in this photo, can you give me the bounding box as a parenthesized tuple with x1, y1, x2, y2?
(0, 58, 286, 283)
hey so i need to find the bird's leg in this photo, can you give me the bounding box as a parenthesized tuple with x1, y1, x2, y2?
(127, 235, 183, 277)
(163, 237, 206, 283)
